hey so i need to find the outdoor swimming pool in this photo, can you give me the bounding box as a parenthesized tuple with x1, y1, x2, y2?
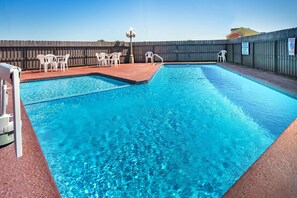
(21, 65, 297, 197)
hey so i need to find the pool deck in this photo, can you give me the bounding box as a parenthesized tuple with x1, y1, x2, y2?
(218, 63, 297, 96)
(1, 62, 297, 197)
(21, 63, 161, 84)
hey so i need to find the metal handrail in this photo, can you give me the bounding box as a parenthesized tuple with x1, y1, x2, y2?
(153, 54, 164, 63)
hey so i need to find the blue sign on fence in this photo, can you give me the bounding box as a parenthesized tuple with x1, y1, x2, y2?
(288, 38, 295, 56)
(242, 42, 249, 55)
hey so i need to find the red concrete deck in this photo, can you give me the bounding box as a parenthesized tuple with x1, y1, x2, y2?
(1, 62, 297, 197)
(21, 63, 161, 83)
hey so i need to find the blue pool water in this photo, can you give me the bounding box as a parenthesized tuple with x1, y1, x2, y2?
(22, 65, 297, 197)
(21, 75, 128, 105)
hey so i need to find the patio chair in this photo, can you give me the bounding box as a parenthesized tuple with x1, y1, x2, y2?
(36, 54, 45, 72)
(57, 54, 70, 71)
(95, 52, 108, 66)
(217, 50, 227, 62)
(145, 51, 164, 63)
(109, 52, 119, 67)
(145, 51, 154, 63)
(44, 54, 58, 72)
(117, 52, 122, 65)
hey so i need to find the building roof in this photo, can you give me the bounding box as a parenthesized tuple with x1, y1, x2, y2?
(226, 27, 259, 39)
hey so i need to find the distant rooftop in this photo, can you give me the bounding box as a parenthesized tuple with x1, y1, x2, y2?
(227, 27, 261, 39)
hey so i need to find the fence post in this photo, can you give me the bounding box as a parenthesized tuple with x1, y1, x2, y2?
(22, 47, 27, 70)
(175, 44, 179, 62)
(274, 40, 278, 74)
(240, 43, 243, 65)
(252, 42, 255, 68)
(53, 47, 56, 56)
(152, 45, 156, 63)
(84, 47, 87, 65)
(232, 44, 234, 63)
(225, 44, 227, 62)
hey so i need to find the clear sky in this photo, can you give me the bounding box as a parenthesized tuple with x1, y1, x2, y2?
(0, 0, 297, 41)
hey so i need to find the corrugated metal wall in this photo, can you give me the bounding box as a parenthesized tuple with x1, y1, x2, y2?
(226, 44, 234, 62)
(233, 44, 242, 64)
(277, 39, 297, 77)
(253, 42, 275, 71)
(226, 27, 297, 78)
(242, 42, 253, 66)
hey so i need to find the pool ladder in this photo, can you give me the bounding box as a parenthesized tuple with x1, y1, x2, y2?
(153, 54, 164, 63)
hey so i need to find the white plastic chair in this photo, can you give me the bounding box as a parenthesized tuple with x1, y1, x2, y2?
(44, 54, 58, 72)
(217, 50, 227, 62)
(95, 53, 108, 66)
(117, 52, 122, 65)
(145, 51, 164, 63)
(36, 54, 45, 72)
(57, 54, 70, 71)
(109, 52, 119, 67)
(145, 51, 154, 63)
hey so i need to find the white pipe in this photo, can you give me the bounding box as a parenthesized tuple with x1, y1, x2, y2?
(0, 63, 22, 157)
(0, 79, 3, 116)
(12, 68, 22, 157)
(2, 82, 8, 116)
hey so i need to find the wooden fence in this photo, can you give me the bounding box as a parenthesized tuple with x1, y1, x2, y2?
(0, 40, 130, 70)
(133, 40, 226, 62)
(0, 27, 296, 78)
(0, 40, 226, 70)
